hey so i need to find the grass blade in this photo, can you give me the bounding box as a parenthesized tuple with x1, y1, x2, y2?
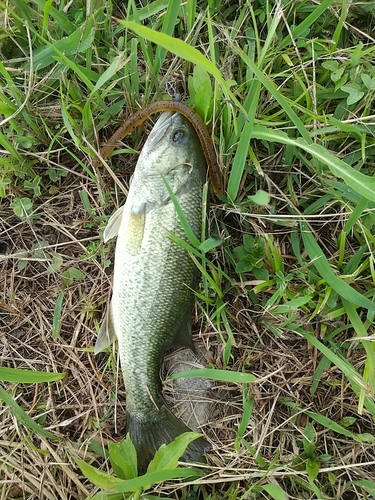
(294, 329, 375, 415)
(121, 20, 238, 106)
(252, 126, 375, 202)
(0, 368, 65, 383)
(52, 290, 64, 339)
(278, 0, 336, 50)
(301, 225, 375, 313)
(233, 52, 312, 144)
(0, 385, 58, 440)
(153, 1, 181, 74)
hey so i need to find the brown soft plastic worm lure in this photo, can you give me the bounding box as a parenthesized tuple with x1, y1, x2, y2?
(92, 100, 223, 196)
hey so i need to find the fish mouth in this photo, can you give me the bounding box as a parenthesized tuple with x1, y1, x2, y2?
(148, 112, 181, 146)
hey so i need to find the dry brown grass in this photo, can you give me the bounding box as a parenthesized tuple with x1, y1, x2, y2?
(1, 165, 117, 498)
(1, 151, 375, 499)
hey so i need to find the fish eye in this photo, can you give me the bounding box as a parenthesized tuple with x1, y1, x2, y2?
(171, 128, 188, 145)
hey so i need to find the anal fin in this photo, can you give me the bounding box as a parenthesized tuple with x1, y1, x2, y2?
(171, 315, 196, 353)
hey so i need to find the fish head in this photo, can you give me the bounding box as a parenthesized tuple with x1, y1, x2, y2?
(133, 112, 207, 200)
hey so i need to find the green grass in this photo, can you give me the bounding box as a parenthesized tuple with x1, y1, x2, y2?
(1, 0, 375, 498)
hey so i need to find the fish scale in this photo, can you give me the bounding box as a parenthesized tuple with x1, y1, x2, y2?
(116, 196, 198, 414)
(95, 111, 211, 471)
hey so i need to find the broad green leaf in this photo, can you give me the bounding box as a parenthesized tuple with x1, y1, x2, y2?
(74, 457, 123, 490)
(322, 60, 339, 71)
(62, 267, 86, 286)
(189, 66, 213, 122)
(26, 21, 95, 71)
(147, 432, 203, 473)
(351, 480, 375, 496)
(344, 90, 365, 105)
(198, 237, 222, 253)
(247, 190, 270, 206)
(10, 197, 33, 219)
(260, 483, 288, 500)
(331, 68, 344, 82)
(114, 468, 200, 493)
(272, 296, 312, 314)
(305, 410, 353, 438)
(339, 416, 356, 428)
(353, 433, 375, 443)
(108, 434, 138, 480)
(361, 73, 375, 90)
(236, 257, 254, 274)
(306, 458, 320, 482)
(341, 83, 362, 94)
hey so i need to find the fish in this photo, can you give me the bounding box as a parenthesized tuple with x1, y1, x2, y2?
(95, 111, 211, 471)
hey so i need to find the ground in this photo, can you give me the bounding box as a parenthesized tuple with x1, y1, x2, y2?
(1, 1, 375, 499)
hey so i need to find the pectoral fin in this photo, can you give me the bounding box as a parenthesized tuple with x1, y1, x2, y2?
(94, 304, 117, 354)
(126, 202, 146, 255)
(103, 205, 124, 242)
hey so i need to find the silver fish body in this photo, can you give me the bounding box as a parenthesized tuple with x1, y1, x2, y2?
(96, 112, 210, 470)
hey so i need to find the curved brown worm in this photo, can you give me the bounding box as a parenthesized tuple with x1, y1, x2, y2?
(92, 100, 223, 196)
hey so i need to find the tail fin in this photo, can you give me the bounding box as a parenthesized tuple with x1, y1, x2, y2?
(126, 404, 210, 473)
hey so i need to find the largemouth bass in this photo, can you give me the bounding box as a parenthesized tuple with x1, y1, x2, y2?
(95, 111, 210, 471)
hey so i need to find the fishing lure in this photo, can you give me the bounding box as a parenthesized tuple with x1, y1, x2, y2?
(92, 100, 223, 196)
